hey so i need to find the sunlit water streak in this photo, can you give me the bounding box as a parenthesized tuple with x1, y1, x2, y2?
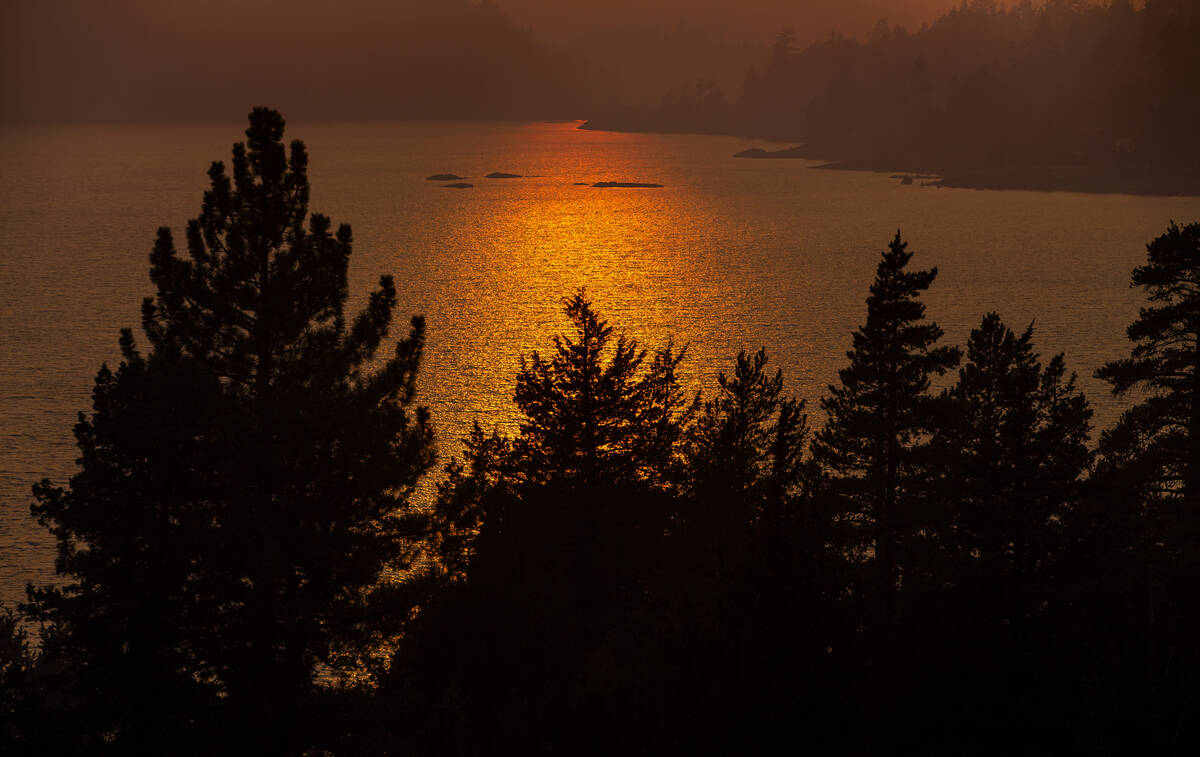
(2, 120, 1196, 606)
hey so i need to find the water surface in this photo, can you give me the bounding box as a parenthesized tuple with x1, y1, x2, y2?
(2, 120, 1195, 606)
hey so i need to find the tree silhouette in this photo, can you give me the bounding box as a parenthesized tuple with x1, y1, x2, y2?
(397, 291, 695, 753)
(812, 231, 960, 619)
(509, 290, 691, 490)
(678, 348, 812, 604)
(917, 314, 1093, 747)
(26, 108, 434, 755)
(1091, 221, 1200, 749)
(1097, 222, 1200, 550)
(938, 313, 1091, 606)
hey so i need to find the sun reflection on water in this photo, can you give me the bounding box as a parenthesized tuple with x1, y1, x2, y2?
(3, 119, 1196, 605)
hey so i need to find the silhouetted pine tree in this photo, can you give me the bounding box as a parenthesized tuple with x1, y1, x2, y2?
(676, 348, 814, 624)
(396, 292, 694, 754)
(807, 232, 959, 752)
(509, 290, 691, 489)
(1097, 221, 1200, 552)
(672, 349, 830, 751)
(25, 108, 434, 755)
(811, 230, 960, 617)
(1091, 220, 1200, 750)
(938, 314, 1091, 613)
(923, 314, 1093, 751)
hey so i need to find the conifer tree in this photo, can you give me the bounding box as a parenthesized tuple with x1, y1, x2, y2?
(444, 290, 694, 605)
(509, 290, 691, 490)
(27, 108, 434, 755)
(811, 231, 960, 612)
(402, 292, 694, 752)
(936, 314, 1091, 617)
(681, 348, 812, 581)
(1090, 221, 1200, 754)
(1097, 221, 1200, 551)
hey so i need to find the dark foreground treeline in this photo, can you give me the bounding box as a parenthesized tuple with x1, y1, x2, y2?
(3, 110, 1200, 756)
(585, 0, 1200, 194)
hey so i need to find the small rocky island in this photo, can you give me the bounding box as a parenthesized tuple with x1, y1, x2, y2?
(486, 172, 522, 179)
(427, 173, 466, 181)
(442, 183, 473, 189)
(592, 181, 663, 188)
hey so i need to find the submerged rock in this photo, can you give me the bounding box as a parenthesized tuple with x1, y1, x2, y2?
(427, 173, 466, 181)
(486, 172, 522, 179)
(592, 181, 663, 188)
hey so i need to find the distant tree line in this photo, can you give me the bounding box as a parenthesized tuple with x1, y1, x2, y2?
(585, 0, 1200, 193)
(2, 109, 1200, 755)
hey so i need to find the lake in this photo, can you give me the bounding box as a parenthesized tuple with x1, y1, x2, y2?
(1, 119, 1196, 607)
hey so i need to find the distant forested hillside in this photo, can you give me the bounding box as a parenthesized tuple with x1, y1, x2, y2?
(584, 0, 1200, 194)
(0, 0, 600, 123)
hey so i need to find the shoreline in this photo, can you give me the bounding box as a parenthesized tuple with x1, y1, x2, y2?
(814, 159, 1200, 198)
(580, 120, 1200, 197)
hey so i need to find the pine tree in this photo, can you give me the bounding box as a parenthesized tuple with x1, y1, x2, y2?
(1091, 222, 1200, 749)
(1096, 221, 1200, 552)
(509, 290, 692, 490)
(27, 108, 434, 754)
(401, 292, 694, 752)
(936, 313, 1091, 620)
(681, 348, 812, 583)
(450, 290, 694, 607)
(811, 230, 960, 613)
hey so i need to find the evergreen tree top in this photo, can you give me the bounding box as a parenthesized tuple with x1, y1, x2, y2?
(512, 290, 692, 488)
(1098, 221, 1200, 397)
(824, 231, 959, 404)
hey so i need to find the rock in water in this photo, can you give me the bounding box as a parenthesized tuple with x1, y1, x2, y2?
(592, 181, 663, 188)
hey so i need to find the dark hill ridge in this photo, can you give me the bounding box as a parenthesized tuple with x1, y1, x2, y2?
(578, 1, 1200, 197)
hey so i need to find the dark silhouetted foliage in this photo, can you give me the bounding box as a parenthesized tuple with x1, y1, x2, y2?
(812, 230, 960, 615)
(23, 108, 434, 755)
(9, 108, 1200, 754)
(1088, 220, 1200, 750)
(938, 313, 1092, 600)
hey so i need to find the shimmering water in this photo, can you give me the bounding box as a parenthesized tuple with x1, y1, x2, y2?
(1, 119, 1196, 606)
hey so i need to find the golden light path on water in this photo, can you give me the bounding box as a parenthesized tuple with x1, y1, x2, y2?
(3, 119, 1198, 608)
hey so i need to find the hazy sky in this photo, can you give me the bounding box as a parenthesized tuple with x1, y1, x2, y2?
(500, 0, 966, 43)
(1, 0, 971, 123)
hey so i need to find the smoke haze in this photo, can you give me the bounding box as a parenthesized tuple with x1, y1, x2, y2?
(2, 0, 967, 123)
